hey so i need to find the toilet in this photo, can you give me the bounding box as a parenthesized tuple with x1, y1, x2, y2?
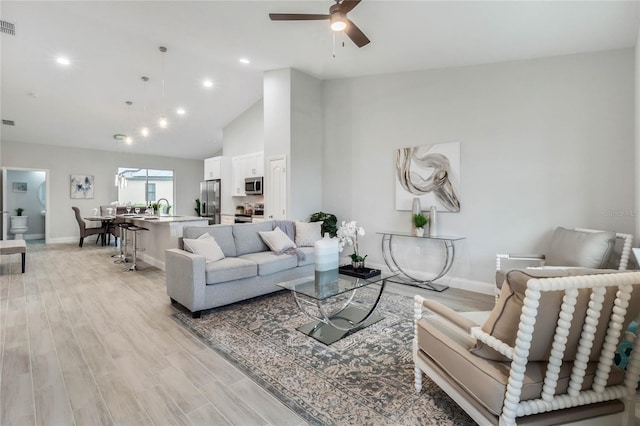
(10, 216, 28, 240)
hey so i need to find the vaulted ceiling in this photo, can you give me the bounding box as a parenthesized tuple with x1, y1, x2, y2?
(1, 1, 637, 160)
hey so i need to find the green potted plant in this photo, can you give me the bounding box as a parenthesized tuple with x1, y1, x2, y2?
(151, 202, 160, 216)
(413, 213, 428, 237)
(309, 211, 338, 237)
(15, 208, 24, 216)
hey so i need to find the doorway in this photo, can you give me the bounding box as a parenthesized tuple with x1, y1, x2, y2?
(266, 155, 287, 220)
(2, 167, 50, 243)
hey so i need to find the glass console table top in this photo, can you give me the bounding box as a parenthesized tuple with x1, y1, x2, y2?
(376, 231, 465, 241)
(276, 270, 395, 301)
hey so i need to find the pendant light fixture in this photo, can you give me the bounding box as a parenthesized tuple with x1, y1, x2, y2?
(140, 76, 150, 138)
(158, 46, 168, 129)
(124, 100, 133, 144)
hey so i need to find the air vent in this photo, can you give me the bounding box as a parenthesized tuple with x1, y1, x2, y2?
(0, 20, 15, 36)
(2, 120, 15, 126)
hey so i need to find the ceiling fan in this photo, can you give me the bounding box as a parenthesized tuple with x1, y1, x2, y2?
(269, 0, 370, 48)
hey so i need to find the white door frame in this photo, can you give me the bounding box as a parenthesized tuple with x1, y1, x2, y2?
(266, 155, 287, 220)
(2, 167, 50, 243)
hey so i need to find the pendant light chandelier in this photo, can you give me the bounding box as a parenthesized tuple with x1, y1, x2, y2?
(158, 46, 168, 129)
(140, 76, 150, 138)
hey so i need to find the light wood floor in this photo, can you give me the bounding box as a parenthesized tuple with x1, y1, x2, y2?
(0, 241, 637, 425)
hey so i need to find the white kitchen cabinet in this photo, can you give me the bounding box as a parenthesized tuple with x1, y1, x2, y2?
(204, 156, 222, 180)
(231, 156, 246, 196)
(230, 152, 264, 196)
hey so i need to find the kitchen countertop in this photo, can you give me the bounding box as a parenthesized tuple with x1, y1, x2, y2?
(119, 214, 207, 224)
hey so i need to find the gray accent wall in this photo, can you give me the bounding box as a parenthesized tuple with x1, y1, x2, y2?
(322, 48, 635, 284)
(1, 141, 203, 242)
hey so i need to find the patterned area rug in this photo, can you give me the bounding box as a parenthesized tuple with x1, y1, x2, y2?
(173, 287, 475, 425)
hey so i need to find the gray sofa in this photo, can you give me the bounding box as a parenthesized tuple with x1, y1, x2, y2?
(165, 221, 315, 317)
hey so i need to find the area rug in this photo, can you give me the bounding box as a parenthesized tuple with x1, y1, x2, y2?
(173, 287, 475, 425)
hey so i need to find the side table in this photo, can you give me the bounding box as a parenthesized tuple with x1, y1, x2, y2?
(377, 231, 465, 292)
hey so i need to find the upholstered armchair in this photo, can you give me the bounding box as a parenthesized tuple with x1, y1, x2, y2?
(495, 227, 633, 295)
(414, 268, 640, 425)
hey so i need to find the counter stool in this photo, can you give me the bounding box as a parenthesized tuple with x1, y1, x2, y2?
(113, 222, 134, 264)
(125, 225, 148, 272)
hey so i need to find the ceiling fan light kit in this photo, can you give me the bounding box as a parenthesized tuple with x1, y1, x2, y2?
(269, 0, 370, 48)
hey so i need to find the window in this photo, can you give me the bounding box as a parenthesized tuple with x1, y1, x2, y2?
(117, 168, 174, 207)
(146, 183, 156, 202)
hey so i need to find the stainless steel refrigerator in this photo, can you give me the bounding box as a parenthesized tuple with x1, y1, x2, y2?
(200, 180, 221, 224)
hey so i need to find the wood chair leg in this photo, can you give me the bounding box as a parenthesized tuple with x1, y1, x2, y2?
(79, 237, 84, 247)
(21, 252, 25, 273)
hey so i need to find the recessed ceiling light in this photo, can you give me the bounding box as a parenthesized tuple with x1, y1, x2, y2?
(239, 58, 250, 65)
(125, 136, 133, 144)
(140, 127, 150, 137)
(202, 79, 213, 89)
(56, 56, 70, 66)
(176, 107, 186, 116)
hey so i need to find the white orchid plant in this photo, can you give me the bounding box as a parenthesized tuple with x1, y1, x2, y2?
(336, 220, 367, 263)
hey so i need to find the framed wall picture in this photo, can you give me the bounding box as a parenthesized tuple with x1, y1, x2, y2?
(12, 182, 27, 193)
(395, 141, 461, 212)
(70, 174, 94, 199)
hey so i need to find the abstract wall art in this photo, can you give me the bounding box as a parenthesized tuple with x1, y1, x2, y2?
(12, 182, 27, 193)
(395, 141, 461, 212)
(70, 174, 94, 199)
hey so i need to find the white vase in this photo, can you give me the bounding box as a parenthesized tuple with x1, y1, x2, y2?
(429, 206, 438, 237)
(415, 227, 424, 237)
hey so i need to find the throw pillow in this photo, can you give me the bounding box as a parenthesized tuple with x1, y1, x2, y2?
(259, 226, 297, 252)
(470, 268, 640, 362)
(294, 221, 323, 247)
(545, 227, 616, 268)
(183, 234, 225, 263)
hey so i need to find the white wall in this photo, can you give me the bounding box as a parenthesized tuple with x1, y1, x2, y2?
(322, 49, 635, 284)
(1, 141, 203, 242)
(290, 69, 323, 221)
(221, 99, 264, 215)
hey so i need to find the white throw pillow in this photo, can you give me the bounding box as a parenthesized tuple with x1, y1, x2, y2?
(259, 227, 297, 252)
(183, 234, 225, 263)
(294, 221, 323, 247)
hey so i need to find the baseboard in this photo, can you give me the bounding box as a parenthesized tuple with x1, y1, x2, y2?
(23, 234, 45, 240)
(366, 261, 495, 295)
(138, 253, 166, 271)
(47, 237, 81, 244)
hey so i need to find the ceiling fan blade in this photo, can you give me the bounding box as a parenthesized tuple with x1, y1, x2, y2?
(269, 13, 330, 21)
(338, 0, 362, 14)
(344, 19, 370, 47)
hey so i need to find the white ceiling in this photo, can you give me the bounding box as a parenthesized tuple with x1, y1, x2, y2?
(1, 1, 638, 160)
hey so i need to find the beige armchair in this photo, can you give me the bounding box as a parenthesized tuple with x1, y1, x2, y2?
(414, 268, 640, 425)
(496, 227, 633, 292)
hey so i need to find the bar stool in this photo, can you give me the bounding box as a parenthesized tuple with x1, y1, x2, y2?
(124, 225, 148, 272)
(113, 222, 134, 264)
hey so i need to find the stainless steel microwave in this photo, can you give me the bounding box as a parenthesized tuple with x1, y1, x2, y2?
(245, 177, 263, 195)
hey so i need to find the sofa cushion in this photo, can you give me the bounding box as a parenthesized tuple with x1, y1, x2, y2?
(296, 247, 315, 267)
(294, 221, 322, 247)
(545, 227, 616, 268)
(183, 225, 236, 257)
(183, 234, 225, 263)
(471, 268, 640, 362)
(418, 314, 625, 416)
(239, 251, 298, 276)
(259, 227, 296, 252)
(233, 221, 274, 256)
(204, 257, 257, 285)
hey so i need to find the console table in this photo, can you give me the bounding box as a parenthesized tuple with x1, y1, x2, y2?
(377, 232, 465, 292)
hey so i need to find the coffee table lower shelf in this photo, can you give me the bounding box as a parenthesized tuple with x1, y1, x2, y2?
(296, 306, 384, 345)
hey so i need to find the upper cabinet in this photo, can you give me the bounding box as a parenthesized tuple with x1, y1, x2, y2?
(231, 152, 264, 196)
(204, 156, 222, 180)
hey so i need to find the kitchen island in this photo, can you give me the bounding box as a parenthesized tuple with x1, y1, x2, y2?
(122, 215, 208, 271)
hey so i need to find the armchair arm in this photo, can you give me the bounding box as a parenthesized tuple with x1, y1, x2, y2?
(496, 253, 545, 271)
(418, 298, 479, 333)
(165, 248, 206, 313)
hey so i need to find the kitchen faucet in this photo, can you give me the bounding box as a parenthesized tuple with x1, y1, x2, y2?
(156, 198, 170, 215)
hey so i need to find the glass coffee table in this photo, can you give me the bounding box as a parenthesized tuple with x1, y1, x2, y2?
(276, 269, 395, 345)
